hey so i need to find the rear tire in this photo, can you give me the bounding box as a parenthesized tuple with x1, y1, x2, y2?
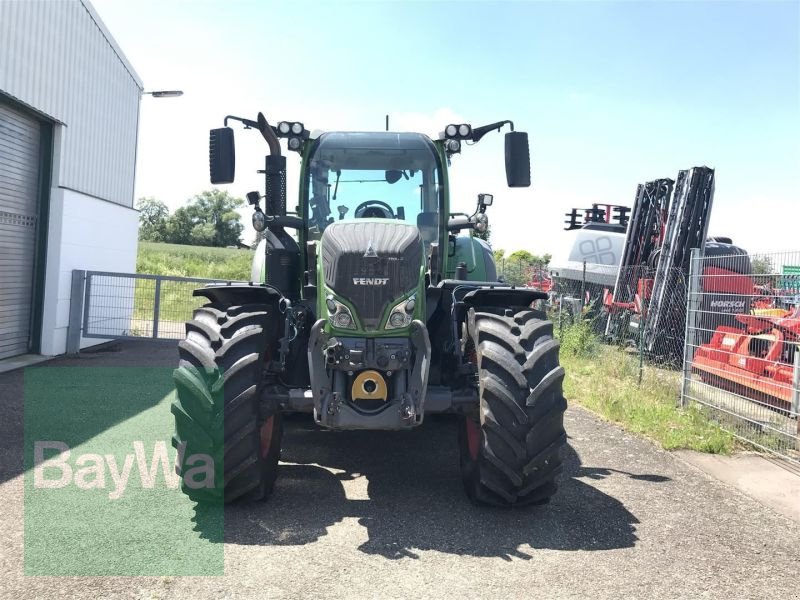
(460, 308, 567, 507)
(172, 302, 282, 504)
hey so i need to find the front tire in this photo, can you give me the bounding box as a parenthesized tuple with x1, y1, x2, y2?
(172, 302, 282, 504)
(460, 308, 567, 507)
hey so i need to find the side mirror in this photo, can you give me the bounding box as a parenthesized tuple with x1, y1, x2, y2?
(505, 131, 530, 188)
(210, 127, 235, 184)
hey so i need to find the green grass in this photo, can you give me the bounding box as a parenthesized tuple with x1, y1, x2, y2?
(133, 242, 255, 325)
(557, 320, 736, 454)
(137, 241, 254, 280)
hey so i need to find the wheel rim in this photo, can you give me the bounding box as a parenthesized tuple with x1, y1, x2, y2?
(260, 415, 275, 458)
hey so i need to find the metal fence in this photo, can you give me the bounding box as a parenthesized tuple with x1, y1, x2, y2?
(681, 249, 800, 463)
(551, 263, 687, 371)
(67, 270, 241, 352)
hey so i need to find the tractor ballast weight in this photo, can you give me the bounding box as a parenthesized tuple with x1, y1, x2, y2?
(172, 112, 567, 508)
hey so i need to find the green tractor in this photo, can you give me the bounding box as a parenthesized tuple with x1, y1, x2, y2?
(172, 112, 567, 507)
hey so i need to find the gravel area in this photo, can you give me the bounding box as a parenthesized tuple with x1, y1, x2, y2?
(1, 340, 798, 599)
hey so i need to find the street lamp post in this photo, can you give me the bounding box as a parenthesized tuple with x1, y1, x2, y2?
(142, 90, 183, 98)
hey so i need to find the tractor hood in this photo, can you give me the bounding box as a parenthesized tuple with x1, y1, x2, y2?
(321, 220, 423, 330)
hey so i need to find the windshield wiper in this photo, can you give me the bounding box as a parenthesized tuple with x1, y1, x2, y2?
(332, 170, 341, 201)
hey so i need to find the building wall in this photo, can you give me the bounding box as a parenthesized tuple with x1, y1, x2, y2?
(0, 0, 142, 208)
(0, 0, 142, 356)
(39, 188, 138, 355)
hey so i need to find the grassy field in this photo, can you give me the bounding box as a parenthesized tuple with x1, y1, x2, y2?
(137, 241, 254, 280)
(132, 242, 255, 326)
(558, 320, 736, 454)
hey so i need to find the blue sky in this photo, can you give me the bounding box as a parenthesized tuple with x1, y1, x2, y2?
(93, 0, 799, 255)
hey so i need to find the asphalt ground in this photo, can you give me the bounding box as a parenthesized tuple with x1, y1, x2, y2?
(1, 340, 798, 599)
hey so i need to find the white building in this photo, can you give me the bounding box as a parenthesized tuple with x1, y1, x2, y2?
(0, 0, 141, 359)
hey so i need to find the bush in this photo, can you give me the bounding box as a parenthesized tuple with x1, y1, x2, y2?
(558, 318, 599, 358)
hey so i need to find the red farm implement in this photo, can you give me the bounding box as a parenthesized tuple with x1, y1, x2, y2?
(692, 307, 800, 409)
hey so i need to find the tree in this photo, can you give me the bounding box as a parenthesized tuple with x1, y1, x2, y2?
(136, 197, 169, 242)
(165, 206, 194, 245)
(166, 190, 245, 247)
(503, 250, 534, 286)
(751, 255, 777, 287)
(508, 249, 535, 264)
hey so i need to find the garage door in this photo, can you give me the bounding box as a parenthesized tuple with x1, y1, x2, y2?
(0, 101, 41, 359)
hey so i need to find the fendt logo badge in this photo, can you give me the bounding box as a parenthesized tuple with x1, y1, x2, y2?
(364, 240, 378, 258)
(353, 277, 389, 286)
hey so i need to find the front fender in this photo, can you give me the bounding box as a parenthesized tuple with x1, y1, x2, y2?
(194, 282, 283, 307)
(462, 287, 547, 309)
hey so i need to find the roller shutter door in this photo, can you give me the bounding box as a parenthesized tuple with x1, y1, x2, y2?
(0, 101, 41, 359)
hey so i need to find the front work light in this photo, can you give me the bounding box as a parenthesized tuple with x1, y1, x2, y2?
(277, 121, 291, 135)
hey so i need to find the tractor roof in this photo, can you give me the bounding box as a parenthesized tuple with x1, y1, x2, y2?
(316, 131, 435, 148)
(310, 132, 440, 171)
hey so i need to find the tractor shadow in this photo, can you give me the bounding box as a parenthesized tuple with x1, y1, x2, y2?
(195, 416, 669, 559)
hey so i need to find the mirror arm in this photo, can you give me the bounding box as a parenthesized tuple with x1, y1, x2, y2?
(224, 115, 259, 129)
(267, 215, 304, 229)
(223, 114, 282, 156)
(470, 120, 514, 143)
(447, 215, 475, 232)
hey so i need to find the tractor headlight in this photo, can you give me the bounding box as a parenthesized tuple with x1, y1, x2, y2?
(288, 137, 302, 151)
(277, 121, 291, 135)
(334, 311, 354, 329)
(385, 294, 416, 330)
(445, 124, 458, 138)
(458, 124, 471, 138)
(252, 210, 267, 232)
(326, 295, 356, 330)
(291, 122, 304, 135)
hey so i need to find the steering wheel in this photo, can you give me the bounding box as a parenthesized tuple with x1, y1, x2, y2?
(354, 200, 394, 219)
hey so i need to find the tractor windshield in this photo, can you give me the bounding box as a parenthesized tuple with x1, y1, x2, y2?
(304, 132, 443, 244)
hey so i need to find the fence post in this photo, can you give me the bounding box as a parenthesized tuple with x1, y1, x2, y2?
(638, 297, 646, 385)
(681, 248, 702, 408)
(152, 277, 162, 339)
(792, 344, 800, 442)
(558, 294, 564, 336)
(66, 270, 86, 354)
(581, 260, 587, 306)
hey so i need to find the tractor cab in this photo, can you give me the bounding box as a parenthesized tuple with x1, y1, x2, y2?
(303, 132, 443, 247)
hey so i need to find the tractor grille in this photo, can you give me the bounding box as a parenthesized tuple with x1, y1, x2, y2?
(321, 221, 422, 329)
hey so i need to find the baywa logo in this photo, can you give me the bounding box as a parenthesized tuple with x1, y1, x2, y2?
(33, 440, 213, 500)
(353, 277, 389, 286)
